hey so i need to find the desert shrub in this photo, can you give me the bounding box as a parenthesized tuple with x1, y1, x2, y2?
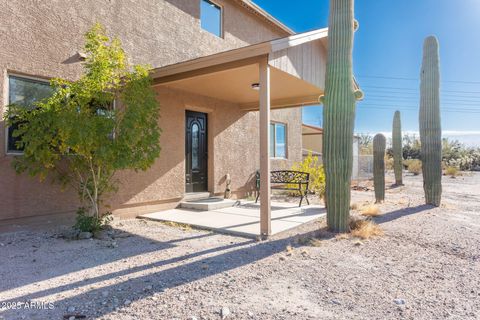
(361, 205, 381, 217)
(407, 159, 422, 175)
(349, 218, 384, 239)
(444, 166, 460, 177)
(75, 208, 112, 233)
(290, 152, 326, 198)
(385, 156, 394, 170)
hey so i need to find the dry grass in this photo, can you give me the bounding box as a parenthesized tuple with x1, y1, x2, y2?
(406, 159, 422, 175)
(360, 204, 381, 217)
(445, 166, 461, 178)
(160, 221, 192, 231)
(349, 218, 384, 240)
(285, 244, 294, 255)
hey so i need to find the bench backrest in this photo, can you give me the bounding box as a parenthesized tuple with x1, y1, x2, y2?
(271, 170, 309, 184)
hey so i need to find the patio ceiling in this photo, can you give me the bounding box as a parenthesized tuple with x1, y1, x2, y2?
(151, 28, 329, 111)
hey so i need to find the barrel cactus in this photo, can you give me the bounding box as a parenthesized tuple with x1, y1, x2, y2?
(419, 36, 442, 206)
(321, 0, 362, 232)
(373, 134, 386, 203)
(392, 111, 403, 185)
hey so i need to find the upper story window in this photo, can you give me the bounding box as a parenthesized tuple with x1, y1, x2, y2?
(270, 122, 287, 159)
(7, 75, 52, 153)
(201, 0, 223, 38)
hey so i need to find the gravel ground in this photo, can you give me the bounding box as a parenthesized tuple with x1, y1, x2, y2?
(0, 172, 479, 320)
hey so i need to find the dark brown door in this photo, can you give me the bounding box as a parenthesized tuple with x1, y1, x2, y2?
(185, 111, 208, 193)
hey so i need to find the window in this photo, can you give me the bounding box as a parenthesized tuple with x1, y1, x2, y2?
(6, 75, 52, 153)
(200, 0, 223, 38)
(270, 123, 287, 158)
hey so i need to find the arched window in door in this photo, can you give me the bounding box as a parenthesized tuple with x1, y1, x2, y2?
(191, 123, 200, 170)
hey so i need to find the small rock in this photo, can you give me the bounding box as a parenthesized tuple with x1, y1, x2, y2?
(279, 256, 286, 261)
(93, 230, 113, 240)
(221, 306, 231, 319)
(101, 290, 109, 298)
(331, 299, 341, 305)
(62, 228, 80, 240)
(114, 232, 131, 239)
(67, 306, 76, 312)
(144, 285, 153, 291)
(124, 299, 131, 306)
(107, 240, 118, 248)
(68, 317, 75, 320)
(394, 298, 406, 305)
(78, 232, 93, 240)
(178, 295, 187, 302)
(247, 311, 254, 317)
(190, 317, 198, 320)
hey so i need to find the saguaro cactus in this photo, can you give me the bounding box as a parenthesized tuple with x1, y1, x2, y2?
(373, 134, 386, 203)
(392, 111, 403, 185)
(321, 0, 362, 232)
(419, 36, 442, 206)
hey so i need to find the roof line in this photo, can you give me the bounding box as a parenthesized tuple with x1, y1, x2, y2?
(233, 0, 295, 35)
(302, 124, 324, 132)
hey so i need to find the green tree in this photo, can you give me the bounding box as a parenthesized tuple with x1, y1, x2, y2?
(5, 24, 161, 230)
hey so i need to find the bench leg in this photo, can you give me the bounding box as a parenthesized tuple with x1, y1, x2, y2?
(304, 191, 310, 205)
(256, 192, 260, 203)
(299, 192, 303, 207)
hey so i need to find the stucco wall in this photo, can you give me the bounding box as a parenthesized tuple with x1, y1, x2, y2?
(111, 87, 302, 217)
(0, 0, 299, 220)
(303, 133, 323, 154)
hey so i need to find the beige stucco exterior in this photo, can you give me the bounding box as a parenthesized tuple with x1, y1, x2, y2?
(302, 124, 324, 155)
(0, 0, 303, 221)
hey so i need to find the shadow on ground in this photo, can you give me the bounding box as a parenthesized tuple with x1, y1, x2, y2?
(374, 204, 433, 224)
(0, 226, 322, 319)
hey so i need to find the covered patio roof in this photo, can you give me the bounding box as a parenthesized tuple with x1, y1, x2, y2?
(151, 28, 333, 238)
(151, 28, 329, 110)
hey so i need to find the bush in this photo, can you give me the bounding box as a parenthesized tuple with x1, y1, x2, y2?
(385, 156, 394, 170)
(444, 166, 460, 178)
(407, 159, 422, 175)
(290, 152, 326, 198)
(74, 207, 112, 233)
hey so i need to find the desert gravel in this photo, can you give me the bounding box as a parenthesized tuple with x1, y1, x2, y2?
(0, 172, 479, 320)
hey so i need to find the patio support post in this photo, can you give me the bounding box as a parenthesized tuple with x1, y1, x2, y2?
(259, 57, 271, 237)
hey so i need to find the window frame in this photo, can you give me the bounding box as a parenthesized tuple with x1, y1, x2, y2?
(200, 0, 224, 39)
(5, 73, 51, 155)
(270, 121, 288, 159)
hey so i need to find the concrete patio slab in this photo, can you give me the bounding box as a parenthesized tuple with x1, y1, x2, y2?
(139, 201, 326, 238)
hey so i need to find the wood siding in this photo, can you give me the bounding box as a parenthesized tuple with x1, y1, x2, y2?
(268, 39, 327, 89)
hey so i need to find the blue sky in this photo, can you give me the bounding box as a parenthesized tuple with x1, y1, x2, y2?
(253, 0, 480, 145)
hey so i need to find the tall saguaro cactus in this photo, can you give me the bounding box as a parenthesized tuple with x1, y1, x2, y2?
(419, 36, 442, 206)
(321, 0, 362, 232)
(392, 111, 403, 185)
(373, 134, 386, 203)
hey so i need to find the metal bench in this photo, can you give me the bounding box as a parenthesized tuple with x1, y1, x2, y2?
(255, 170, 310, 207)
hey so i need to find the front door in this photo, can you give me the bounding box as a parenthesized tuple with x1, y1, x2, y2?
(185, 111, 208, 193)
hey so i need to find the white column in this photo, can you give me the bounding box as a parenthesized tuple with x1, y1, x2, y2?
(259, 57, 271, 237)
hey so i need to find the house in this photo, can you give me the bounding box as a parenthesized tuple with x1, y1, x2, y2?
(302, 124, 324, 158)
(0, 0, 329, 235)
(302, 124, 360, 180)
